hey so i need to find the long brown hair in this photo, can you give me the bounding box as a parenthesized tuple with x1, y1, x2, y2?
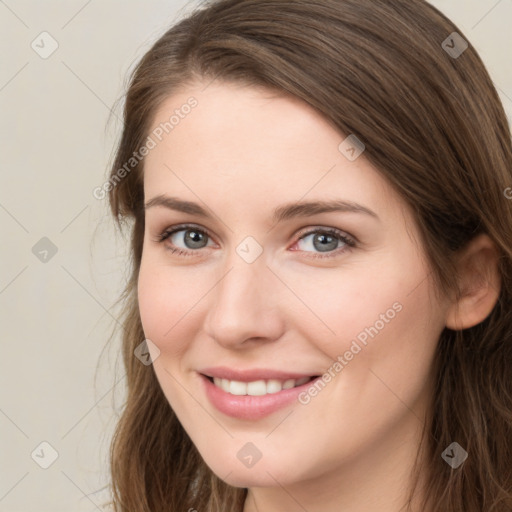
(104, 1, 512, 510)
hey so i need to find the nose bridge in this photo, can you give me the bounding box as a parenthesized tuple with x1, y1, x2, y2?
(204, 248, 284, 347)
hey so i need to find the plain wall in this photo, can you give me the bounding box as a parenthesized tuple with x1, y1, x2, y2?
(1, 1, 511, 510)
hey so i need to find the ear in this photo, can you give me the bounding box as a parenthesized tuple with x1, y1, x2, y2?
(445, 233, 502, 330)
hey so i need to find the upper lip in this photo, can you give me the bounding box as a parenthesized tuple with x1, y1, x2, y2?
(200, 366, 319, 382)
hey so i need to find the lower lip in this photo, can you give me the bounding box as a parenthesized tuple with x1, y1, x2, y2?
(200, 374, 319, 420)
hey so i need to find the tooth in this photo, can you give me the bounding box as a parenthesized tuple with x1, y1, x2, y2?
(266, 379, 283, 394)
(229, 380, 247, 395)
(247, 380, 267, 396)
(213, 377, 312, 395)
(282, 379, 296, 390)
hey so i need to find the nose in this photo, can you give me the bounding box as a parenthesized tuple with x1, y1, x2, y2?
(203, 255, 285, 350)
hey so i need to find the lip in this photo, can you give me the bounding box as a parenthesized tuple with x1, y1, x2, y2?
(199, 370, 321, 421)
(200, 366, 317, 382)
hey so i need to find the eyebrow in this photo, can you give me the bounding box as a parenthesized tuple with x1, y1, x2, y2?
(144, 194, 379, 223)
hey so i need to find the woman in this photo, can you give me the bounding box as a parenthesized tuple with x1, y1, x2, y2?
(105, 0, 512, 510)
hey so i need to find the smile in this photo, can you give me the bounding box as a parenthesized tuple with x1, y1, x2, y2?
(209, 376, 314, 396)
(199, 369, 321, 420)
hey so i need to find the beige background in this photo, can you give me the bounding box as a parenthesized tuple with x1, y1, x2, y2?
(1, 1, 511, 510)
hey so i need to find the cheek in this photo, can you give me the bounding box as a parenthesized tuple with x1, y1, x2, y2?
(137, 257, 201, 356)
(316, 257, 440, 416)
(286, 252, 430, 359)
(137, 260, 202, 408)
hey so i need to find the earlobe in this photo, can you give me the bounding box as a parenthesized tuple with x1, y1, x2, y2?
(445, 233, 502, 331)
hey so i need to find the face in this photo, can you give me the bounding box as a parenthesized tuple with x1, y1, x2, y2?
(138, 80, 449, 493)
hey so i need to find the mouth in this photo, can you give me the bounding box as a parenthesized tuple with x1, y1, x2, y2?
(199, 370, 322, 420)
(203, 375, 319, 396)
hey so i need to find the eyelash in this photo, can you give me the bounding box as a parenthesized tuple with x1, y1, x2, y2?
(154, 223, 357, 260)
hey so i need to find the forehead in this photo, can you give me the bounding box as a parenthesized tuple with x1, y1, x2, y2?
(143, 80, 403, 225)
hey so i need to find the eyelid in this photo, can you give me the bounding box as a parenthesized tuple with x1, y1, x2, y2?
(291, 226, 356, 259)
(295, 225, 357, 243)
(154, 223, 357, 258)
(154, 223, 216, 245)
(155, 223, 356, 242)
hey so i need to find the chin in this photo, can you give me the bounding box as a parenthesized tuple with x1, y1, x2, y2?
(202, 453, 302, 488)
(219, 468, 285, 488)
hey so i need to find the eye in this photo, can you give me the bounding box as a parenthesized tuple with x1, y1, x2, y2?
(154, 224, 356, 259)
(154, 224, 215, 256)
(291, 227, 356, 259)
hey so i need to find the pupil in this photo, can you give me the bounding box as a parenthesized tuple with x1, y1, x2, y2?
(186, 230, 207, 248)
(314, 233, 337, 252)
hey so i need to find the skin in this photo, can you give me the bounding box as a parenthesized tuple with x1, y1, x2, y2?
(137, 80, 501, 512)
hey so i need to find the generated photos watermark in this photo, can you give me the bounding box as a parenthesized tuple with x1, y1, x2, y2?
(298, 301, 403, 405)
(93, 96, 198, 200)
